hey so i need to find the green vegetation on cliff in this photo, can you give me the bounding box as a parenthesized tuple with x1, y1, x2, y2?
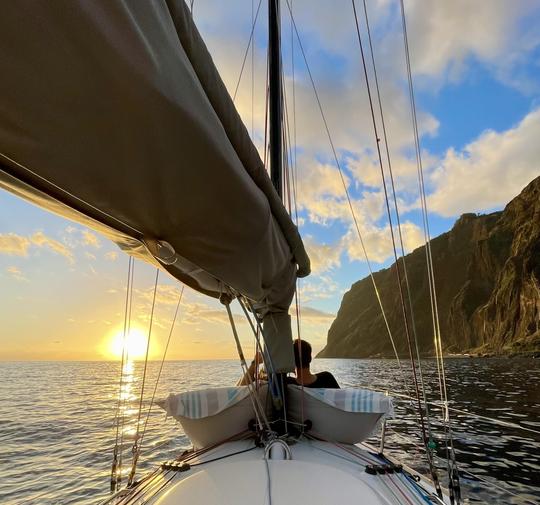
(319, 177, 540, 358)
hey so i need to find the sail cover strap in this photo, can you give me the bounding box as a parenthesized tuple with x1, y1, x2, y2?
(0, 1, 309, 371)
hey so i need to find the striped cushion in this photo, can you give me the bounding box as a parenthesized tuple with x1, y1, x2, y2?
(159, 387, 251, 419)
(295, 387, 394, 418)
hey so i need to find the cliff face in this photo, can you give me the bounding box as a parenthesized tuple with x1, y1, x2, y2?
(318, 177, 540, 358)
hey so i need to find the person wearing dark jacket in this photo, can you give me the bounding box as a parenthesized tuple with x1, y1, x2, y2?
(238, 339, 339, 388)
(288, 339, 339, 388)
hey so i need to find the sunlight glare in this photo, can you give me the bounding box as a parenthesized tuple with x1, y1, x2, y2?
(109, 328, 149, 360)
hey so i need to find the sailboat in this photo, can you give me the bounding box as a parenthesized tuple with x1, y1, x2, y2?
(0, 1, 460, 503)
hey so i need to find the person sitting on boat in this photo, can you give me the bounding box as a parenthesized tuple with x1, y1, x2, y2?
(287, 339, 340, 389)
(238, 339, 339, 388)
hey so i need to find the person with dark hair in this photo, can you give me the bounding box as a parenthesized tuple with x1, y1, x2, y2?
(289, 339, 339, 388)
(238, 339, 339, 388)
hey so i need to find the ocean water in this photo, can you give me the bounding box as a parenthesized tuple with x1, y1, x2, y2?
(1, 358, 539, 504)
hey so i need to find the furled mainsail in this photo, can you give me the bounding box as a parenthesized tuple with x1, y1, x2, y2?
(0, 0, 310, 371)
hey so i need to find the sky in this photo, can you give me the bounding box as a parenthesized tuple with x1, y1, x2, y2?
(1, 0, 540, 361)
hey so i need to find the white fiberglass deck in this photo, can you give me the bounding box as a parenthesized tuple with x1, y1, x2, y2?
(107, 439, 449, 505)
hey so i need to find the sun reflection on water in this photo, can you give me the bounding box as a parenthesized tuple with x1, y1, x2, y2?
(115, 358, 140, 475)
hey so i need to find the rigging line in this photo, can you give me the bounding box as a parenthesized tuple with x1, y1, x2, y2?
(397, 0, 447, 413)
(117, 258, 135, 488)
(288, 2, 303, 389)
(399, 474, 435, 505)
(387, 428, 537, 505)
(283, 0, 403, 376)
(290, 0, 299, 226)
(137, 285, 185, 457)
(298, 438, 365, 467)
(284, 5, 304, 417)
(351, 0, 418, 407)
(241, 299, 286, 408)
(351, 1, 441, 495)
(282, 68, 307, 426)
(263, 47, 270, 170)
(251, 0, 255, 140)
(189, 445, 259, 467)
(237, 296, 277, 377)
(224, 300, 272, 432)
(458, 470, 538, 505)
(397, 0, 457, 485)
(360, 0, 427, 414)
(111, 255, 134, 492)
(382, 473, 416, 505)
(293, 289, 305, 431)
(127, 268, 160, 487)
(264, 453, 273, 505)
(282, 69, 294, 214)
(0, 155, 143, 238)
(232, 0, 264, 102)
(373, 387, 540, 436)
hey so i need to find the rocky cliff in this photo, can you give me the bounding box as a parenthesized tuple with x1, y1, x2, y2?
(318, 177, 540, 358)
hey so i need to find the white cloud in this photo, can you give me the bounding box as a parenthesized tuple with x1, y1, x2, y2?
(182, 301, 244, 327)
(0, 233, 30, 256)
(6, 266, 28, 282)
(343, 220, 424, 264)
(299, 275, 341, 303)
(303, 235, 341, 274)
(82, 230, 101, 248)
(30, 231, 74, 264)
(137, 284, 184, 306)
(0, 231, 74, 263)
(105, 251, 119, 261)
(376, 0, 540, 92)
(428, 108, 540, 217)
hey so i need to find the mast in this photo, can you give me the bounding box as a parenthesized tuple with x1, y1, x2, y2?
(269, 0, 282, 198)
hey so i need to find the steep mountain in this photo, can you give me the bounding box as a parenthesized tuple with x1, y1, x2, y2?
(318, 177, 540, 358)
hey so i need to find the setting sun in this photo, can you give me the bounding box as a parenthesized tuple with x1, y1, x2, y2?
(108, 328, 149, 360)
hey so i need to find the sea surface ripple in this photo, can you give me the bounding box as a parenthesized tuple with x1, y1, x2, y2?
(0, 358, 539, 504)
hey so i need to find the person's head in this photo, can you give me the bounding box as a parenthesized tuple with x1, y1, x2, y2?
(293, 339, 312, 370)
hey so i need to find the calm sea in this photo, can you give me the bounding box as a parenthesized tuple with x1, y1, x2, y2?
(1, 358, 539, 504)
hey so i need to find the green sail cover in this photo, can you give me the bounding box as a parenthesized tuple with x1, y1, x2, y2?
(0, 0, 309, 372)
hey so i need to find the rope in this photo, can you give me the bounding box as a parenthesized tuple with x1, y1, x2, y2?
(351, 0, 440, 495)
(127, 268, 160, 487)
(232, 0, 263, 102)
(117, 258, 135, 484)
(111, 256, 134, 492)
(237, 297, 277, 378)
(251, 0, 255, 140)
(283, 0, 406, 380)
(223, 299, 272, 433)
(387, 427, 537, 505)
(241, 299, 288, 413)
(366, 386, 540, 435)
(111, 256, 135, 492)
(136, 285, 185, 458)
(359, 0, 427, 417)
(397, 0, 459, 498)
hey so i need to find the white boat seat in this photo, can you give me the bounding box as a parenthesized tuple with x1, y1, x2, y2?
(159, 385, 394, 449)
(158, 386, 268, 449)
(287, 386, 394, 444)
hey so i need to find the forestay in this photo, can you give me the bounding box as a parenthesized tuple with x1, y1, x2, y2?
(0, 0, 309, 371)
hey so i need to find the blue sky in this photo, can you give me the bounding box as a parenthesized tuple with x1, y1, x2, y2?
(1, 0, 540, 359)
